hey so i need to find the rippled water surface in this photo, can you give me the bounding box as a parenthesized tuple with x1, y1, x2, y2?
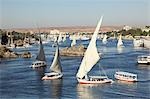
(0, 39, 150, 99)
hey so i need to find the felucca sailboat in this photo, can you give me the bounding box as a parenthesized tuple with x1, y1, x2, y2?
(76, 16, 113, 84)
(58, 33, 62, 43)
(42, 43, 63, 80)
(71, 35, 76, 47)
(102, 34, 107, 44)
(117, 34, 124, 47)
(32, 38, 46, 68)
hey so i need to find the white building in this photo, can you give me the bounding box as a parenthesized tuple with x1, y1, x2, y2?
(50, 29, 60, 35)
(142, 27, 150, 32)
(123, 25, 132, 31)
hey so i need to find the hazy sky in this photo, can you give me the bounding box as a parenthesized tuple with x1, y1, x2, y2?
(1, 0, 150, 29)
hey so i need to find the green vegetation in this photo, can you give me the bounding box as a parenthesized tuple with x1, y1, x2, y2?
(117, 28, 150, 37)
(132, 29, 147, 36)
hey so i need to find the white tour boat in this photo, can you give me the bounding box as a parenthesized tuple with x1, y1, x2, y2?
(137, 55, 150, 64)
(114, 71, 137, 82)
(76, 16, 113, 84)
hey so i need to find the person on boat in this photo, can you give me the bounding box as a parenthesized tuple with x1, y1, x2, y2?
(84, 75, 89, 81)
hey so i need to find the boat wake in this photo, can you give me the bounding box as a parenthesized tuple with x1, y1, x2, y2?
(137, 79, 150, 82)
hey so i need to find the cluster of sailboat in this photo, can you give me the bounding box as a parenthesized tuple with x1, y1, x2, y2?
(31, 16, 139, 84)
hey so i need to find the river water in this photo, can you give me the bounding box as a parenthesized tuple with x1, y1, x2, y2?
(0, 39, 150, 99)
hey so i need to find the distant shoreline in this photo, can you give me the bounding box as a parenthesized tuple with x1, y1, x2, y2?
(2, 26, 123, 33)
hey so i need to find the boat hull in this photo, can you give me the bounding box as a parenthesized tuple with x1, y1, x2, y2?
(115, 77, 137, 82)
(77, 77, 113, 84)
(137, 61, 150, 64)
(42, 72, 63, 80)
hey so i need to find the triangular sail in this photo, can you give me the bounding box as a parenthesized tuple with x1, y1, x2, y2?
(117, 34, 123, 47)
(63, 34, 66, 42)
(53, 35, 58, 42)
(50, 43, 62, 74)
(76, 16, 103, 79)
(102, 34, 107, 44)
(36, 38, 46, 61)
(58, 33, 62, 43)
(71, 35, 76, 46)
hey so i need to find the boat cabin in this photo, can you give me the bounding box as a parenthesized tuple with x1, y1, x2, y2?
(32, 62, 45, 66)
(80, 76, 109, 81)
(32, 61, 46, 68)
(137, 55, 150, 64)
(115, 71, 137, 82)
(46, 73, 60, 77)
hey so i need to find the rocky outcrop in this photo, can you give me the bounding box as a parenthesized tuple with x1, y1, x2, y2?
(0, 46, 18, 58)
(0, 45, 31, 58)
(60, 45, 86, 56)
(21, 52, 32, 58)
(14, 39, 24, 46)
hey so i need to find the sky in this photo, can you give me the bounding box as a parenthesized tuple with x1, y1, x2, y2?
(0, 0, 150, 29)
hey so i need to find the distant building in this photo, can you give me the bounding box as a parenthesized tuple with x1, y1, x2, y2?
(142, 26, 150, 32)
(123, 25, 132, 31)
(50, 29, 60, 35)
(113, 29, 120, 32)
(60, 32, 66, 35)
(30, 31, 34, 34)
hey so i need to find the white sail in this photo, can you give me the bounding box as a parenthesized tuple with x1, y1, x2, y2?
(102, 34, 107, 44)
(76, 16, 103, 79)
(54, 35, 58, 42)
(8, 32, 15, 48)
(58, 33, 62, 43)
(50, 44, 62, 74)
(71, 35, 76, 46)
(63, 34, 66, 42)
(117, 34, 124, 47)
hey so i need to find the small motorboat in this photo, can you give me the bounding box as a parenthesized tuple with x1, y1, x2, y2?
(114, 71, 137, 82)
(137, 55, 150, 64)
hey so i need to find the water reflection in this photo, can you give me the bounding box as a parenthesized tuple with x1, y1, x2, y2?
(77, 84, 94, 99)
(117, 47, 123, 53)
(115, 80, 137, 88)
(138, 64, 150, 70)
(32, 67, 46, 98)
(33, 67, 46, 79)
(43, 79, 63, 99)
(77, 84, 104, 99)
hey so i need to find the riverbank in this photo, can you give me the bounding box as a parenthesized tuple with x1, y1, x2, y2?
(0, 45, 31, 58)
